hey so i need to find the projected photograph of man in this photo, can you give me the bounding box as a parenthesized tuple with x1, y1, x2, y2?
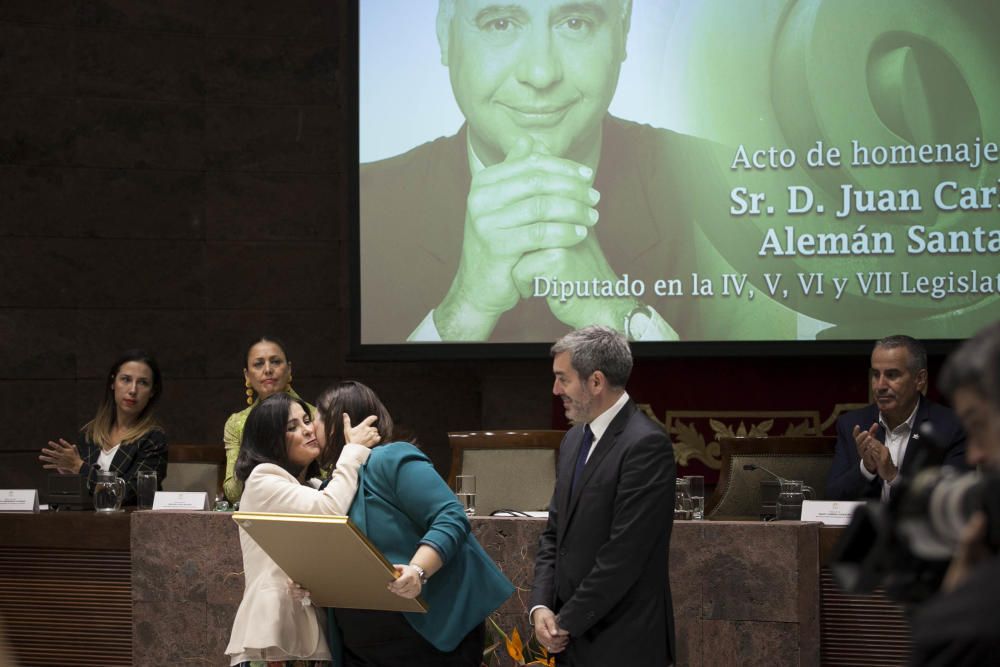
(359, 0, 794, 344)
(360, 0, 1000, 345)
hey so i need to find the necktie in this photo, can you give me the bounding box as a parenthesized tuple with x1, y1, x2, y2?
(570, 424, 594, 496)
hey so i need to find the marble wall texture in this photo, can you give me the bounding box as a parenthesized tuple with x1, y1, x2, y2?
(132, 512, 820, 667)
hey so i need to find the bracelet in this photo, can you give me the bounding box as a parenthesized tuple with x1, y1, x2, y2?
(409, 563, 428, 585)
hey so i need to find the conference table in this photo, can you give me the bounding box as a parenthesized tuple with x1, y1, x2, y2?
(0, 511, 910, 666)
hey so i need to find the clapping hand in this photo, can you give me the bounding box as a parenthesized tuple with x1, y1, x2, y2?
(868, 442, 898, 482)
(853, 423, 898, 481)
(853, 424, 881, 475)
(39, 438, 83, 474)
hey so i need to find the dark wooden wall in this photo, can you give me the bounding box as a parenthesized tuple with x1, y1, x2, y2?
(0, 1, 950, 499)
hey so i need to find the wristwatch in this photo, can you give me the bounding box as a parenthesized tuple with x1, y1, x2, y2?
(409, 563, 428, 586)
(623, 303, 678, 341)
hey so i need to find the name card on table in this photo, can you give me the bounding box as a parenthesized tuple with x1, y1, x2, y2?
(152, 491, 209, 511)
(801, 500, 864, 525)
(0, 489, 40, 512)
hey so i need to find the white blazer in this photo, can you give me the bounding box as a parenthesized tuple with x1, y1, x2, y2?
(225, 445, 370, 662)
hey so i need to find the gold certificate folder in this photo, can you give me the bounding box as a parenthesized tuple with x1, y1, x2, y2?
(232, 512, 427, 613)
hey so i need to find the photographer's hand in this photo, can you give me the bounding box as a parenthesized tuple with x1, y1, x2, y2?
(942, 511, 989, 592)
(432, 137, 598, 340)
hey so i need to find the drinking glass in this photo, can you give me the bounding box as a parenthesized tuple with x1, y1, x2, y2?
(684, 475, 705, 520)
(455, 475, 476, 517)
(674, 478, 693, 521)
(136, 471, 157, 510)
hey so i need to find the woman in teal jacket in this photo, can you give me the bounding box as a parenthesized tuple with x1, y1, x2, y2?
(314, 381, 514, 666)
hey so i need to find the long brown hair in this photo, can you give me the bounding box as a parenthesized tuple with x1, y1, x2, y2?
(83, 350, 163, 449)
(315, 381, 394, 468)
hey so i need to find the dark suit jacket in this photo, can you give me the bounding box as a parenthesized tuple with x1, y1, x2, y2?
(78, 428, 168, 505)
(826, 397, 967, 500)
(530, 400, 675, 666)
(360, 115, 733, 343)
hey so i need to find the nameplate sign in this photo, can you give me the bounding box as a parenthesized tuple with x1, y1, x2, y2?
(0, 489, 40, 512)
(152, 491, 208, 511)
(801, 500, 863, 525)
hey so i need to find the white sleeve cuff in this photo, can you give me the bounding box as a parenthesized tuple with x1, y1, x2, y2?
(859, 459, 876, 481)
(340, 443, 372, 464)
(407, 310, 442, 342)
(528, 605, 550, 624)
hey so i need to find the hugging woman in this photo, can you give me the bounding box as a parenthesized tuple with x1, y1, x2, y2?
(315, 381, 514, 667)
(225, 392, 380, 666)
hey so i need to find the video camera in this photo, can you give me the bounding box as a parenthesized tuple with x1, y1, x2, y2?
(831, 422, 1000, 604)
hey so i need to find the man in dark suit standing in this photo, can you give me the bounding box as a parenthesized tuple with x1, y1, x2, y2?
(827, 335, 967, 501)
(530, 325, 675, 665)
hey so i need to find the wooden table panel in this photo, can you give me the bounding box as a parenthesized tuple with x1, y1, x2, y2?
(0, 512, 132, 666)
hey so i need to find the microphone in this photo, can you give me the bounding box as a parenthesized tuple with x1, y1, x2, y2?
(743, 463, 788, 484)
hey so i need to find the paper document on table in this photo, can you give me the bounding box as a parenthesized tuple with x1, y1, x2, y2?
(800, 500, 863, 526)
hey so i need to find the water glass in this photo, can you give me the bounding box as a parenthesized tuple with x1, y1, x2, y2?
(455, 475, 476, 517)
(136, 471, 157, 510)
(674, 478, 693, 521)
(684, 475, 705, 520)
(213, 494, 231, 512)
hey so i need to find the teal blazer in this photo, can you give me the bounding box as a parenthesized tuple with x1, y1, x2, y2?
(329, 442, 513, 652)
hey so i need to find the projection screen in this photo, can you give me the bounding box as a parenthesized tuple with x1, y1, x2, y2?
(357, 0, 1000, 350)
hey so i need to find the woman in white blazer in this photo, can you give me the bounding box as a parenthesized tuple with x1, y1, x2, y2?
(225, 392, 380, 667)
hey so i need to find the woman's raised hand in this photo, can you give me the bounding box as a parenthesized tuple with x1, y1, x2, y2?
(344, 413, 380, 448)
(39, 438, 84, 474)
